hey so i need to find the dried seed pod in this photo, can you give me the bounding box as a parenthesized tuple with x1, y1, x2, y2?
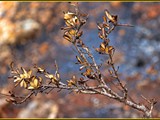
(72, 16, 79, 25)
(63, 34, 73, 42)
(79, 65, 85, 71)
(68, 29, 76, 35)
(67, 75, 77, 87)
(96, 42, 106, 54)
(105, 9, 118, 25)
(35, 66, 45, 73)
(105, 46, 114, 54)
(65, 20, 73, 26)
(97, 23, 102, 30)
(28, 76, 42, 90)
(64, 12, 76, 20)
(82, 68, 92, 76)
(20, 80, 27, 88)
(98, 32, 104, 39)
(103, 16, 107, 23)
(76, 56, 82, 64)
(45, 73, 56, 80)
(100, 42, 106, 50)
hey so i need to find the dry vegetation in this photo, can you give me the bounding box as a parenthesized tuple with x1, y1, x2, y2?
(0, 2, 160, 118)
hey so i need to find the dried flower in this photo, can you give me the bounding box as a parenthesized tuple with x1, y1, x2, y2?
(45, 73, 58, 84)
(12, 68, 32, 88)
(67, 75, 77, 87)
(28, 76, 42, 90)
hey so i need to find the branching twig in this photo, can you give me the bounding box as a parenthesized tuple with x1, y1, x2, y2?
(2, 2, 156, 118)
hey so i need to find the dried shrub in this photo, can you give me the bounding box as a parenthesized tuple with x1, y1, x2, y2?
(1, 2, 156, 118)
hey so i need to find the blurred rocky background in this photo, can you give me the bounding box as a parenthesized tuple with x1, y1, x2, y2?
(0, 2, 160, 118)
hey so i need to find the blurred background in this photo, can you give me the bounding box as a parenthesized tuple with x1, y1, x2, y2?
(0, 2, 160, 118)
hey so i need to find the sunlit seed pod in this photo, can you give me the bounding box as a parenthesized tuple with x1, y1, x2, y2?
(79, 65, 85, 71)
(27, 70, 32, 78)
(100, 42, 106, 50)
(97, 23, 103, 30)
(105, 9, 113, 21)
(68, 29, 76, 35)
(105, 47, 110, 54)
(21, 67, 26, 73)
(64, 31, 69, 35)
(20, 80, 27, 88)
(21, 68, 29, 78)
(67, 80, 74, 87)
(14, 77, 21, 83)
(63, 34, 72, 42)
(28, 76, 42, 90)
(52, 77, 58, 83)
(27, 86, 34, 90)
(98, 32, 104, 39)
(83, 68, 92, 76)
(105, 46, 114, 54)
(28, 83, 36, 89)
(45, 74, 56, 80)
(37, 67, 45, 73)
(86, 68, 92, 75)
(33, 78, 39, 87)
(72, 16, 80, 25)
(105, 9, 118, 25)
(13, 76, 18, 79)
(97, 25, 102, 30)
(64, 12, 75, 20)
(76, 56, 82, 63)
(24, 74, 28, 79)
(103, 16, 107, 23)
(20, 74, 25, 79)
(65, 20, 73, 27)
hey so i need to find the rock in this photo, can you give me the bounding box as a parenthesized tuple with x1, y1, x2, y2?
(15, 19, 41, 44)
(17, 100, 58, 118)
(0, 18, 41, 46)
